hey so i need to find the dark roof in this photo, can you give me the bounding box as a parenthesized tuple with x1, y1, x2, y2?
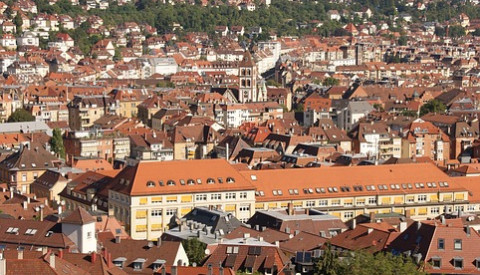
(62, 207, 95, 225)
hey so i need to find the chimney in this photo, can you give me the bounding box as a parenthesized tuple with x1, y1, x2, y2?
(171, 265, 178, 275)
(416, 221, 422, 231)
(258, 236, 264, 242)
(58, 249, 63, 259)
(42, 247, 48, 255)
(351, 219, 356, 229)
(115, 236, 121, 244)
(207, 265, 213, 275)
(49, 252, 55, 269)
(287, 202, 294, 216)
(466, 225, 471, 237)
(17, 250, 23, 260)
(161, 266, 166, 275)
(369, 212, 375, 222)
(91, 252, 97, 264)
(57, 205, 62, 215)
(405, 209, 411, 219)
(219, 266, 224, 275)
(157, 237, 162, 247)
(440, 215, 446, 225)
(22, 201, 27, 210)
(399, 221, 407, 233)
(0, 252, 5, 275)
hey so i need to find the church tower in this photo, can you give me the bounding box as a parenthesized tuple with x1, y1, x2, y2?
(238, 51, 258, 103)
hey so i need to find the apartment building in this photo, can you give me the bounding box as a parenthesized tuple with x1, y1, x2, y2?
(402, 118, 450, 163)
(350, 122, 402, 159)
(241, 163, 469, 222)
(107, 159, 256, 240)
(68, 95, 119, 130)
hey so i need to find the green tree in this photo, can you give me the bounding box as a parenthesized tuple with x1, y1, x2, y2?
(13, 13, 22, 35)
(397, 35, 407, 46)
(50, 128, 66, 158)
(323, 77, 340, 86)
(448, 25, 466, 38)
(7, 109, 34, 122)
(314, 246, 426, 275)
(266, 79, 281, 87)
(182, 238, 206, 265)
(113, 48, 122, 62)
(419, 99, 446, 117)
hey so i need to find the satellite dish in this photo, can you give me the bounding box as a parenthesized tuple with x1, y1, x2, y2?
(204, 248, 210, 255)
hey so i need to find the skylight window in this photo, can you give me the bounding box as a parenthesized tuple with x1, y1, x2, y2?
(159, 180, 164, 186)
(328, 187, 333, 193)
(294, 189, 299, 195)
(444, 182, 449, 187)
(180, 179, 185, 185)
(366, 186, 371, 191)
(259, 191, 264, 196)
(250, 175, 257, 181)
(289, 189, 294, 195)
(278, 190, 283, 195)
(407, 183, 413, 189)
(273, 190, 278, 196)
(218, 178, 223, 183)
(308, 188, 313, 194)
(315, 188, 321, 193)
(332, 187, 338, 192)
(196, 179, 202, 184)
(320, 188, 326, 193)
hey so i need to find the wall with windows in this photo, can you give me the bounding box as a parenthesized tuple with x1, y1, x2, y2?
(110, 189, 255, 240)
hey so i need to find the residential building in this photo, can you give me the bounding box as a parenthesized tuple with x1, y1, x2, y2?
(108, 159, 256, 240)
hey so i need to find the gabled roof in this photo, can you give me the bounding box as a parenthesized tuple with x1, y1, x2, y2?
(62, 207, 95, 225)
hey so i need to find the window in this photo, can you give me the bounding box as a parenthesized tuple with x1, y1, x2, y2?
(151, 209, 162, 217)
(33, 173, 38, 180)
(166, 196, 177, 203)
(318, 200, 328, 206)
(239, 192, 247, 199)
(306, 201, 315, 207)
(344, 212, 354, 219)
(453, 258, 463, 269)
(226, 193, 236, 200)
(331, 199, 340, 206)
(454, 239, 462, 250)
(368, 197, 377, 205)
(166, 209, 177, 216)
(467, 205, 476, 211)
(22, 174, 27, 182)
(418, 195, 427, 202)
(195, 194, 207, 201)
(239, 205, 250, 212)
(431, 258, 441, 269)
(431, 207, 440, 215)
(438, 238, 444, 249)
(211, 193, 221, 200)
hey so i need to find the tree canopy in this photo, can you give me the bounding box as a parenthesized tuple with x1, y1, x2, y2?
(182, 238, 206, 265)
(315, 245, 425, 275)
(7, 109, 35, 123)
(419, 99, 446, 117)
(50, 128, 66, 159)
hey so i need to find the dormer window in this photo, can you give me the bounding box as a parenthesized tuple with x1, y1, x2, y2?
(152, 259, 166, 270)
(207, 178, 215, 184)
(132, 258, 147, 270)
(226, 177, 235, 183)
(146, 181, 155, 188)
(431, 257, 441, 269)
(113, 257, 127, 268)
(187, 179, 195, 185)
(453, 257, 463, 270)
(167, 180, 175, 186)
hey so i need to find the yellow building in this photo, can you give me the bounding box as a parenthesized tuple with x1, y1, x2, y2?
(108, 159, 256, 240)
(0, 145, 60, 193)
(240, 163, 470, 221)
